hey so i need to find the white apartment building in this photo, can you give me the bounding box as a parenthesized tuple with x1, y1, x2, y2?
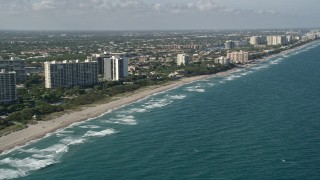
(267, 36, 287, 46)
(44, 60, 98, 88)
(177, 54, 190, 66)
(0, 69, 17, 104)
(250, 36, 260, 45)
(227, 51, 249, 64)
(103, 56, 129, 81)
(214, 56, 231, 65)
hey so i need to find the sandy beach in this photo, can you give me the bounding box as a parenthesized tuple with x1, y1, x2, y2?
(0, 40, 318, 154)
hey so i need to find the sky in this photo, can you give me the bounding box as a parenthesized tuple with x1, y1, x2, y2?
(0, 0, 319, 30)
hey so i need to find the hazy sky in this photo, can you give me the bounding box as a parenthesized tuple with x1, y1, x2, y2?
(0, 0, 319, 30)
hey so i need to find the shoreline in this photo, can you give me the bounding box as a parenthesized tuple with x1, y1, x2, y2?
(0, 74, 217, 154)
(0, 40, 318, 154)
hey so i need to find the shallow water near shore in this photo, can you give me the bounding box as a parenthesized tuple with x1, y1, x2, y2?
(1, 41, 320, 179)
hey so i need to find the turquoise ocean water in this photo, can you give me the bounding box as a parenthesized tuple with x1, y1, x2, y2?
(1, 41, 320, 179)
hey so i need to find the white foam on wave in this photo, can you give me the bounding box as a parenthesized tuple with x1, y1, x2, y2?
(185, 86, 206, 93)
(132, 108, 147, 113)
(270, 58, 283, 65)
(1, 157, 56, 170)
(0, 168, 26, 180)
(143, 98, 173, 109)
(79, 125, 101, 129)
(19, 142, 70, 159)
(241, 71, 253, 76)
(226, 75, 242, 81)
(105, 115, 137, 125)
(195, 89, 205, 92)
(60, 137, 86, 146)
(55, 130, 74, 137)
(83, 128, 117, 138)
(169, 94, 187, 100)
(119, 107, 147, 114)
(41, 144, 69, 154)
(0, 156, 57, 179)
(251, 64, 269, 70)
(206, 83, 215, 86)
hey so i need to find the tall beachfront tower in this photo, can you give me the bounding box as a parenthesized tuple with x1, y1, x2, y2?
(0, 57, 26, 83)
(44, 60, 98, 89)
(0, 69, 17, 104)
(267, 35, 287, 46)
(103, 56, 128, 81)
(177, 54, 190, 66)
(250, 36, 260, 45)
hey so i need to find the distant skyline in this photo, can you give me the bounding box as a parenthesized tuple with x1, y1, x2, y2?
(0, 0, 319, 30)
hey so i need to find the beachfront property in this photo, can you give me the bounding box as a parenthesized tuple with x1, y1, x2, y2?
(249, 36, 267, 45)
(214, 56, 231, 65)
(103, 56, 128, 81)
(177, 53, 190, 66)
(44, 60, 99, 88)
(250, 36, 260, 45)
(0, 69, 17, 104)
(89, 54, 106, 75)
(267, 35, 287, 46)
(227, 51, 249, 64)
(0, 57, 26, 83)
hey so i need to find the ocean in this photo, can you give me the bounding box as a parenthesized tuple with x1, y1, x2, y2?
(1, 41, 320, 179)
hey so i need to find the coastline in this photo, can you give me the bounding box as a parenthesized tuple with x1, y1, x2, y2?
(0, 40, 318, 154)
(0, 74, 217, 153)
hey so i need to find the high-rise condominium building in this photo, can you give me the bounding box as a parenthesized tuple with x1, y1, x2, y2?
(177, 54, 190, 66)
(104, 56, 128, 81)
(225, 41, 236, 49)
(267, 36, 287, 46)
(0, 57, 26, 83)
(0, 69, 17, 104)
(227, 51, 249, 64)
(250, 36, 263, 45)
(214, 56, 231, 65)
(90, 54, 107, 75)
(44, 60, 98, 89)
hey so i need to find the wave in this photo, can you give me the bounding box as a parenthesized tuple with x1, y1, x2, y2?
(118, 107, 147, 114)
(251, 64, 270, 70)
(185, 86, 206, 93)
(0, 169, 26, 180)
(270, 58, 283, 65)
(169, 95, 187, 100)
(79, 125, 101, 129)
(60, 137, 86, 146)
(128, 108, 147, 113)
(0, 157, 55, 179)
(83, 129, 117, 138)
(226, 75, 242, 81)
(206, 83, 215, 87)
(0, 144, 63, 180)
(240, 71, 253, 76)
(104, 115, 137, 125)
(143, 98, 173, 109)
